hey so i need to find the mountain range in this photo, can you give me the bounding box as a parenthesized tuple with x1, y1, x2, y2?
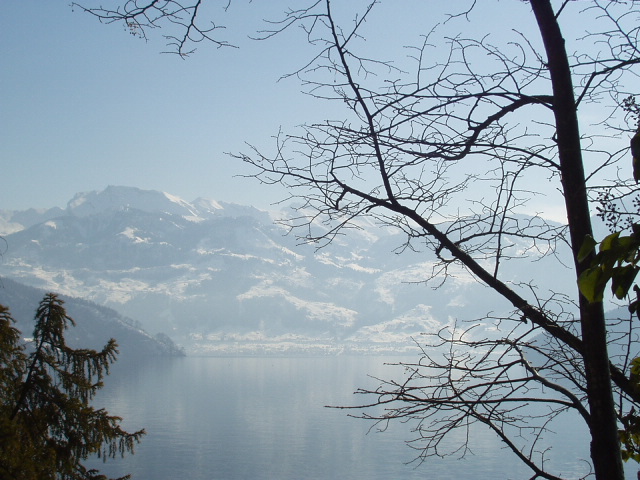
(0, 186, 577, 354)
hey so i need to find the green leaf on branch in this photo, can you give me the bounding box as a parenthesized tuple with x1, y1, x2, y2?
(599, 231, 622, 252)
(578, 266, 607, 303)
(611, 265, 640, 299)
(630, 357, 640, 378)
(578, 229, 640, 304)
(578, 234, 597, 262)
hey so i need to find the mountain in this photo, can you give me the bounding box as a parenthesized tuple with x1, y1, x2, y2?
(0, 186, 576, 354)
(0, 277, 184, 358)
(0, 207, 66, 235)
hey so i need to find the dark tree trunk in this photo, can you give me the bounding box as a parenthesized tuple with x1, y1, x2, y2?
(530, 1, 624, 478)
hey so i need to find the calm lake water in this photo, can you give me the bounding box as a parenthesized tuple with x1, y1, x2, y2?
(87, 356, 638, 480)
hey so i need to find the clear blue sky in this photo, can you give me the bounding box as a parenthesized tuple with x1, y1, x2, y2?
(1, 0, 527, 212)
(0, 1, 622, 223)
(1, 1, 331, 210)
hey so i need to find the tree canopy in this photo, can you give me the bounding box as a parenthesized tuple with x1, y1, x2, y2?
(0, 294, 144, 480)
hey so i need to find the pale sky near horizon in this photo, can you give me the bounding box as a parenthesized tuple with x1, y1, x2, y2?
(0, 1, 629, 224)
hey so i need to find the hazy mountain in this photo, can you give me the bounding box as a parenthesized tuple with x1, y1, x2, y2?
(0, 186, 576, 354)
(0, 277, 184, 359)
(0, 207, 66, 235)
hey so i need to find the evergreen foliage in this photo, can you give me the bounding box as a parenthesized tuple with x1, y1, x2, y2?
(0, 293, 144, 480)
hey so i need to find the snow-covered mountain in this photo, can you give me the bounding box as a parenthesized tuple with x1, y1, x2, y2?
(0, 186, 575, 354)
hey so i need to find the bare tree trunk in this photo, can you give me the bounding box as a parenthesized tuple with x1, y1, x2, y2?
(530, 1, 624, 478)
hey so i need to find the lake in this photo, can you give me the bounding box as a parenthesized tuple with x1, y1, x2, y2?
(87, 355, 638, 480)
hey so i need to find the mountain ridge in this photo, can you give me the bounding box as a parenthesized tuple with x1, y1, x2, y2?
(0, 186, 577, 355)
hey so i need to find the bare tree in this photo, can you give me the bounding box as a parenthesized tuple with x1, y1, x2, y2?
(75, 1, 640, 478)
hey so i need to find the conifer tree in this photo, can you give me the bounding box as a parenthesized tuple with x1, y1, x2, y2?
(0, 293, 144, 480)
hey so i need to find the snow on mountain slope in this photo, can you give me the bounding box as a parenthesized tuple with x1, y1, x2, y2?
(67, 185, 199, 219)
(0, 207, 66, 236)
(0, 186, 575, 354)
